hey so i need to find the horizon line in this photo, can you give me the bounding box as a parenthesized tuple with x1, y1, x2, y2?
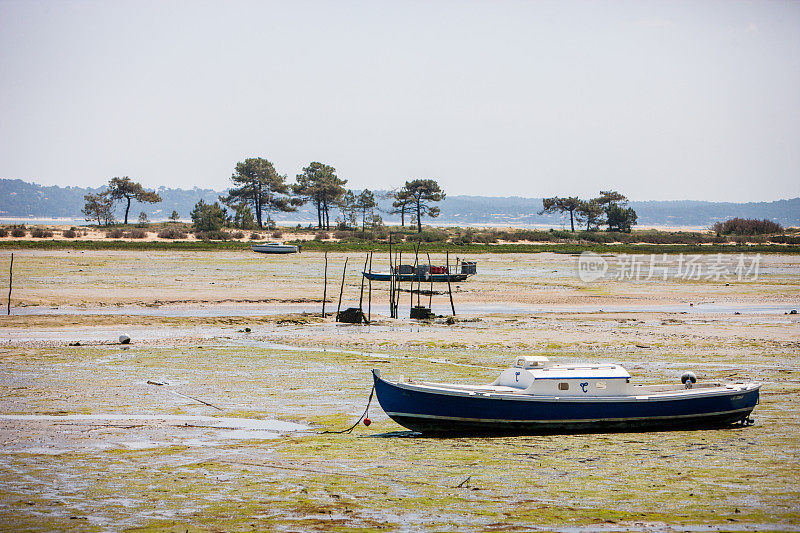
(1, 178, 797, 205)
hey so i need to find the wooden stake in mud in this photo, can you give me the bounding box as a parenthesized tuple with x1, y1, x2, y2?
(367, 251, 373, 322)
(358, 253, 368, 311)
(388, 236, 394, 318)
(427, 252, 433, 309)
(322, 251, 328, 317)
(396, 250, 402, 318)
(446, 251, 455, 316)
(410, 245, 418, 314)
(337, 257, 348, 316)
(7, 253, 13, 316)
(414, 244, 421, 308)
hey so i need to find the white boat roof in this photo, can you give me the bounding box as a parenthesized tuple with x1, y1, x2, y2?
(528, 364, 631, 380)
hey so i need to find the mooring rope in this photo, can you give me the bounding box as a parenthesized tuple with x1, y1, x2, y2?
(322, 384, 375, 434)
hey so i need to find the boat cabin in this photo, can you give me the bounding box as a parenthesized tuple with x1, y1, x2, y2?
(491, 356, 632, 397)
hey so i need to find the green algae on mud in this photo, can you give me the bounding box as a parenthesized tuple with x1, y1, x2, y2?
(2, 324, 799, 531)
(0, 251, 798, 530)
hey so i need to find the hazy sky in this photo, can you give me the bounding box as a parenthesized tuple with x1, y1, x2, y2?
(1, 0, 798, 201)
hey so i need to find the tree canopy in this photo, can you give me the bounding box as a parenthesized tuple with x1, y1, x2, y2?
(337, 190, 358, 229)
(191, 199, 227, 232)
(540, 196, 582, 232)
(540, 191, 637, 232)
(106, 177, 161, 225)
(387, 188, 414, 227)
(606, 204, 638, 232)
(402, 179, 445, 233)
(292, 162, 347, 230)
(595, 190, 628, 208)
(82, 193, 115, 226)
(356, 189, 377, 231)
(595, 190, 637, 232)
(221, 158, 299, 229)
(576, 199, 605, 231)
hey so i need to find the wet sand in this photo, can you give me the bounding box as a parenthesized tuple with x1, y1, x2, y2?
(0, 250, 798, 531)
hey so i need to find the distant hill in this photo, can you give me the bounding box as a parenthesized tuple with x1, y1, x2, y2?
(433, 196, 800, 228)
(0, 179, 221, 222)
(1, 178, 798, 228)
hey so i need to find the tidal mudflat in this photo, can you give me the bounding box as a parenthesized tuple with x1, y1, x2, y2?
(1, 250, 798, 531)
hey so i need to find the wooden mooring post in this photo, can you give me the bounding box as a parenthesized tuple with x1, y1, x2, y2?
(409, 245, 418, 315)
(336, 257, 348, 316)
(388, 236, 394, 318)
(321, 251, 328, 317)
(358, 253, 368, 311)
(427, 252, 433, 309)
(446, 250, 456, 316)
(367, 251, 373, 322)
(395, 251, 401, 318)
(417, 247, 423, 309)
(7, 253, 13, 316)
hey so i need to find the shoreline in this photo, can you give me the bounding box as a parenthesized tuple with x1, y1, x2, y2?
(1, 239, 798, 254)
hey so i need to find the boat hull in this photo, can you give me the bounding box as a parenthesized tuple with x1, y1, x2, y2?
(251, 244, 298, 254)
(372, 371, 759, 435)
(363, 272, 469, 283)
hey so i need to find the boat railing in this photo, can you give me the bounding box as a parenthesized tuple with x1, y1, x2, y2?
(633, 382, 723, 392)
(411, 380, 525, 394)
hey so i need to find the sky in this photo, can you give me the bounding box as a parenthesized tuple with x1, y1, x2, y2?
(1, 0, 799, 202)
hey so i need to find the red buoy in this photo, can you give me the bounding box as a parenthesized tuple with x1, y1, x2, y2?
(363, 417, 372, 426)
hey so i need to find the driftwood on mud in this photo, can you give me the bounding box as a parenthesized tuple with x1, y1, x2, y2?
(171, 391, 223, 411)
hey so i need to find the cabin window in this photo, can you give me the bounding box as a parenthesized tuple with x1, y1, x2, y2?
(597, 381, 607, 389)
(558, 382, 569, 391)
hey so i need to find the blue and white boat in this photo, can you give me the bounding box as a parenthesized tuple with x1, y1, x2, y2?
(372, 356, 760, 435)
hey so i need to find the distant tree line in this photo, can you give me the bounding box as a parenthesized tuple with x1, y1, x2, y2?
(187, 157, 447, 234)
(80, 159, 448, 235)
(539, 190, 638, 232)
(80, 166, 783, 238)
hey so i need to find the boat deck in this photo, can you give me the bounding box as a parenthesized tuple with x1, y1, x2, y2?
(402, 379, 747, 399)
